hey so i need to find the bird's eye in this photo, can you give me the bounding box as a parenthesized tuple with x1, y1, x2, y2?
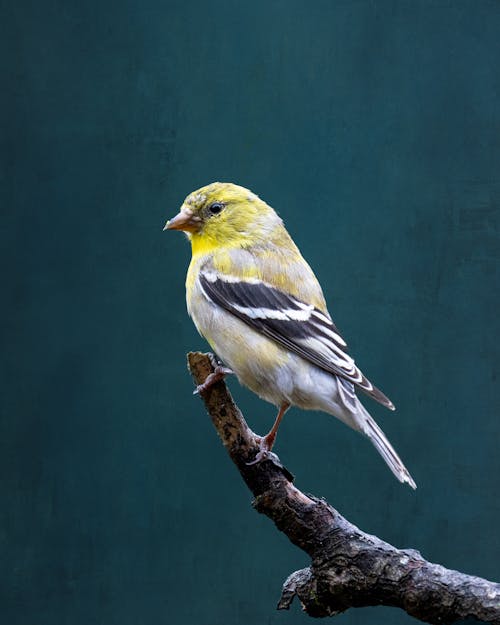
(208, 202, 224, 215)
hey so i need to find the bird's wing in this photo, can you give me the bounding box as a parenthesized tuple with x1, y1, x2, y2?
(199, 270, 394, 410)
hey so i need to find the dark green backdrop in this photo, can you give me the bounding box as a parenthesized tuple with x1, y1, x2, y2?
(2, 1, 499, 623)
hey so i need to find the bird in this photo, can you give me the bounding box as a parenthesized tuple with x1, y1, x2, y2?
(164, 182, 416, 489)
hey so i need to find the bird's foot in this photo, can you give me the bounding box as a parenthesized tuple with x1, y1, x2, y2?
(246, 435, 294, 481)
(246, 434, 275, 465)
(193, 365, 233, 395)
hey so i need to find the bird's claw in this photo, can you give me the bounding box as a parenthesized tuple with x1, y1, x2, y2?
(246, 429, 279, 465)
(246, 448, 271, 465)
(193, 365, 233, 395)
(246, 445, 294, 481)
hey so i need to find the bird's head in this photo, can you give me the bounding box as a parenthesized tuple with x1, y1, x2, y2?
(164, 182, 282, 253)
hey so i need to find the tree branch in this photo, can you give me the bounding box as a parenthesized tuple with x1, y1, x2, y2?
(187, 351, 500, 624)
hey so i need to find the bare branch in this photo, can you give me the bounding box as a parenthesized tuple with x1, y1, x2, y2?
(187, 351, 500, 624)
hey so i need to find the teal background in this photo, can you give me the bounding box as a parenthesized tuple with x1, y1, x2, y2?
(2, 1, 500, 623)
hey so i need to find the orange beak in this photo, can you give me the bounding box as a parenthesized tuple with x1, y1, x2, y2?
(163, 208, 201, 233)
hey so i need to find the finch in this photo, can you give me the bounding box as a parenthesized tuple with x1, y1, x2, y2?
(165, 182, 416, 489)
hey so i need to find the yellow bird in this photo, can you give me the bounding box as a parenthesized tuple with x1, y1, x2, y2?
(165, 182, 416, 489)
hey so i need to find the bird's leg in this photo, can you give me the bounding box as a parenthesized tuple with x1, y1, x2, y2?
(193, 365, 233, 395)
(247, 402, 290, 465)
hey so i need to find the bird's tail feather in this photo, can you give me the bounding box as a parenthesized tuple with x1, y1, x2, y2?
(356, 403, 417, 489)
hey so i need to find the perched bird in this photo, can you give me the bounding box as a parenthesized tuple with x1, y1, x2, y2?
(165, 182, 416, 489)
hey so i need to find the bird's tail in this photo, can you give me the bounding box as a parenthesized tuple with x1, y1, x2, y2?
(355, 403, 417, 489)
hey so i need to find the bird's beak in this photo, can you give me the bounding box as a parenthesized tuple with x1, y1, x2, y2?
(163, 207, 201, 233)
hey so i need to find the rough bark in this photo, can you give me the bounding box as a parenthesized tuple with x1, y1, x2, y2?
(187, 351, 500, 624)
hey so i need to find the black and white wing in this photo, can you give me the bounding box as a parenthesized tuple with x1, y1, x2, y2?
(199, 271, 394, 410)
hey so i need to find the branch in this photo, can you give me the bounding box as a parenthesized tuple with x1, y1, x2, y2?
(187, 352, 500, 624)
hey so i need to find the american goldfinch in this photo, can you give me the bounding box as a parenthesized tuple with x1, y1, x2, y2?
(165, 182, 416, 489)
